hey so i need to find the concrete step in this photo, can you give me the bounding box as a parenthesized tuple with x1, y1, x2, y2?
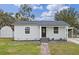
(40, 37, 49, 43)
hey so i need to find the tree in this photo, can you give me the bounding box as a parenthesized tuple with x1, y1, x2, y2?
(55, 8, 79, 28)
(15, 12, 22, 20)
(15, 4, 34, 21)
(0, 9, 15, 29)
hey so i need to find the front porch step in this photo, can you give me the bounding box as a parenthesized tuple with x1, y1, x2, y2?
(40, 37, 49, 43)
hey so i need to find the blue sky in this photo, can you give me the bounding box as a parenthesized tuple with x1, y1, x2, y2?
(0, 4, 79, 20)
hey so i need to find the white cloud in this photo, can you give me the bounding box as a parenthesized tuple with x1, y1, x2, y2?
(47, 4, 65, 11)
(32, 5, 43, 10)
(41, 11, 56, 17)
(14, 4, 43, 10)
(35, 17, 54, 21)
(33, 6, 43, 10)
(58, 6, 69, 11)
(43, 4, 69, 16)
(40, 4, 69, 21)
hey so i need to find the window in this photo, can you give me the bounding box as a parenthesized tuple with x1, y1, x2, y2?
(54, 27, 58, 34)
(25, 27, 30, 34)
(42, 28, 46, 33)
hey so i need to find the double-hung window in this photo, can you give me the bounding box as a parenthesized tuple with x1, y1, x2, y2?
(25, 27, 30, 34)
(54, 27, 59, 34)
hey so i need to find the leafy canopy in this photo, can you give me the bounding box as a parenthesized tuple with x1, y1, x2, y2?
(55, 7, 79, 28)
(15, 4, 34, 21)
(0, 9, 15, 28)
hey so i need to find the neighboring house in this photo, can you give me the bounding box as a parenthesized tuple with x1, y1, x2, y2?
(12, 21, 70, 40)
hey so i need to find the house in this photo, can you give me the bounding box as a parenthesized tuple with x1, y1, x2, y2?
(13, 21, 71, 40)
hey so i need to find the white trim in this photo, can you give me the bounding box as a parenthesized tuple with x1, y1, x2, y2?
(66, 26, 68, 40)
(40, 26, 41, 38)
(72, 29, 73, 38)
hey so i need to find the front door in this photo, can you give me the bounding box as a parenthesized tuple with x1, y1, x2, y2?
(42, 27, 46, 37)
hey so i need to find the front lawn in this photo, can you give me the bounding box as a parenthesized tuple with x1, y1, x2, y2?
(0, 38, 40, 55)
(49, 41, 79, 55)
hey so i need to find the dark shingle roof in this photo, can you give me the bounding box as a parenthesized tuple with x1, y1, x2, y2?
(13, 21, 69, 26)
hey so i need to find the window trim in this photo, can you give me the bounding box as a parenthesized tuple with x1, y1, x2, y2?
(54, 27, 59, 34)
(25, 27, 30, 34)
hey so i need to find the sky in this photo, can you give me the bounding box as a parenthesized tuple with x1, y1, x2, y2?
(0, 4, 79, 21)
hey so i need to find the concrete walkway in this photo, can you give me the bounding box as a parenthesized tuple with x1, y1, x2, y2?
(40, 43, 50, 55)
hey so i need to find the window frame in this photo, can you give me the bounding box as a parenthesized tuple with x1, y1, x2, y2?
(25, 27, 30, 34)
(54, 27, 59, 34)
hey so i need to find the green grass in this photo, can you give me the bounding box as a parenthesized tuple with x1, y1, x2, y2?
(0, 38, 40, 55)
(49, 41, 79, 55)
(1, 38, 79, 55)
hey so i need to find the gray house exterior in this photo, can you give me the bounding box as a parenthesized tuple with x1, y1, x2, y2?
(13, 21, 70, 40)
